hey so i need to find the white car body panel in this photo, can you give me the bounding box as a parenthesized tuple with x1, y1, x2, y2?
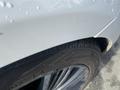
(0, 0, 120, 68)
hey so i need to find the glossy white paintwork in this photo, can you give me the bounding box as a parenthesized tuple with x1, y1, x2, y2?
(0, 0, 120, 68)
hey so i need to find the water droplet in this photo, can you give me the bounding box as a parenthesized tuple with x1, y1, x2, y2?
(0, 1, 5, 7)
(6, 2, 13, 8)
(9, 19, 14, 23)
(25, 11, 29, 15)
(92, 0, 96, 3)
(5, 16, 9, 19)
(73, 0, 82, 4)
(112, 9, 114, 13)
(5, 16, 14, 23)
(36, 6, 40, 10)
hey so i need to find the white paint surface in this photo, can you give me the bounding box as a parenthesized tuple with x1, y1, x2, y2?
(0, 0, 120, 67)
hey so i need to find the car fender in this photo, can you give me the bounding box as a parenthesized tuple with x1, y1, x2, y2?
(0, 0, 120, 67)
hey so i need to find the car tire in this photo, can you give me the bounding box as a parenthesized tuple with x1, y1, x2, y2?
(0, 39, 101, 90)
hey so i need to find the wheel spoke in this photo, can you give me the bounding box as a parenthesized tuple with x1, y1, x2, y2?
(57, 68, 81, 90)
(41, 74, 52, 90)
(52, 68, 68, 89)
(55, 67, 73, 89)
(48, 71, 61, 90)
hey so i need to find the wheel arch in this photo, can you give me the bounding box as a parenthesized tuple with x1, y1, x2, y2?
(77, 37, 110, 52)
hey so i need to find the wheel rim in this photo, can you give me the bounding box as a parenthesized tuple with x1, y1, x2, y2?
(19, 65, 89, 90)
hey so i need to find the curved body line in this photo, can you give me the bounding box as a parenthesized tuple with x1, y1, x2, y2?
(94, 17, 118, 37)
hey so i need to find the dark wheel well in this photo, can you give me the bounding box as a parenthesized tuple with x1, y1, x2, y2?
(81, 37, 109, 52)
(95, 37, 109, 52)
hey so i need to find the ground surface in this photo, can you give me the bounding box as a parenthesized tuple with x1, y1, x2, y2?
(85, 37, 120, 90)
